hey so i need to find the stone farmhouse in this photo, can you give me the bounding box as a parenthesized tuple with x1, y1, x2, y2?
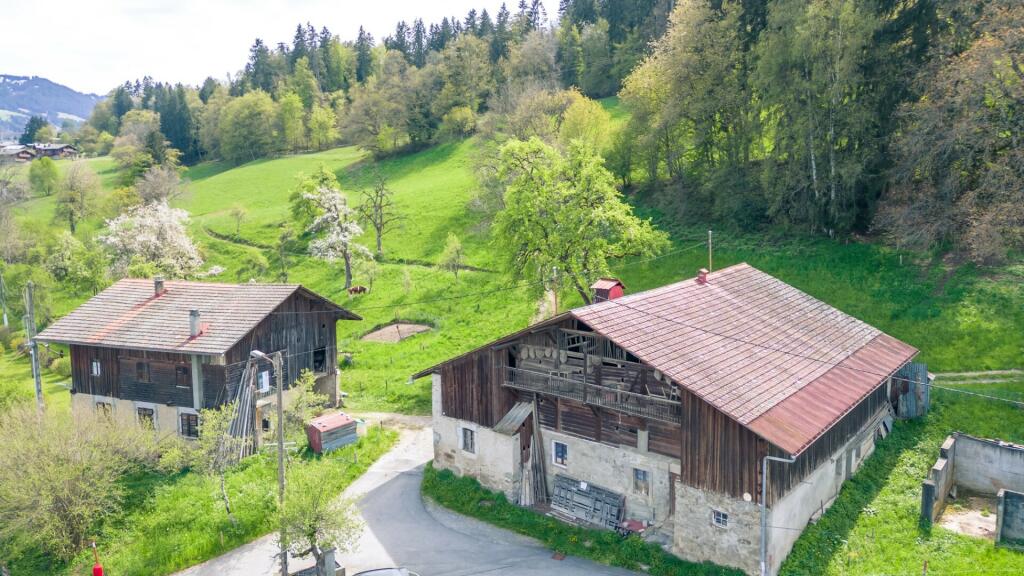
(37, 278, 358, 438)
(413, 263, 926, 575)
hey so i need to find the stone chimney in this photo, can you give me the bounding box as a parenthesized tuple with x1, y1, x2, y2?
(154, 277, 165, 296)
(696, 268, 709, 285)
(189, 310, 201, 338)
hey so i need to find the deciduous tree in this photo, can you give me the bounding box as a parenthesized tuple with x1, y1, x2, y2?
(494, 138, 668, 304)
(356, 172, 404, 257)
(28, 157, 59, 197)
(100, 201, 203, 278)
(54, 161, 99, 233)
(303, 185, 371, 289)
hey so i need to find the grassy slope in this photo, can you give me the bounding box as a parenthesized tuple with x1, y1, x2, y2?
(1, 131, 1023, 574)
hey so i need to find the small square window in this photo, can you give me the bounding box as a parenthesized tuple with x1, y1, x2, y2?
(712, 509, 729, 528)
(95, 401, 112, 418)
(180, 413, 199, 438)
(137, 407, 155, 428)
(553, 441, 568, 467)
(633, 468, 650, 496)
(90, 359, 101, 376)
(135, 361, 151, 383)
(461, 427, 476, 454)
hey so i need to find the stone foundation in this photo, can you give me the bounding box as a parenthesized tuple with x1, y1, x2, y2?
(673, 482, 760, 575)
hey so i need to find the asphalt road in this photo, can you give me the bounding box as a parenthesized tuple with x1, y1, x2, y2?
(178, 422, 637, 576)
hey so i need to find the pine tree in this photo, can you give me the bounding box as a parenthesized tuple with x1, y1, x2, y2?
(290, 23, 309, 68)
(412, 19, 428, 66)
(355, 26, 375, 83)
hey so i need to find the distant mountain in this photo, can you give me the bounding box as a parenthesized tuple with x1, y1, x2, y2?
(0, 74, 102, 139)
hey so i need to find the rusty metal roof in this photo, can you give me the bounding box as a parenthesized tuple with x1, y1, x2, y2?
(591, 278, 625, 291)
(573, 263, 917, 455)
(36, 279, 358, 356)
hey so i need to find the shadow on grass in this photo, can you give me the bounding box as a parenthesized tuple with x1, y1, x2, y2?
(780, 417, 930, 575)
(338, 140, 466, 188)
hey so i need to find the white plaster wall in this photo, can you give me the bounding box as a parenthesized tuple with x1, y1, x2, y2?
(765, 407, 886, 575)
(71, 392, 183, 437)
(673, 482, 760, 576)
(542, 428, 679, 525)
(431, 373, 521, 499)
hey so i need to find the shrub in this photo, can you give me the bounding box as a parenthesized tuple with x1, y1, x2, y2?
(49, 355, 72, 378)
(440, 106, 477, 139)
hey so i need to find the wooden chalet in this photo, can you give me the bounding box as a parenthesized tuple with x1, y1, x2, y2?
(413, 263, 924, 575)
(37, 278, 358, 438)
(30, 143, 78, 159)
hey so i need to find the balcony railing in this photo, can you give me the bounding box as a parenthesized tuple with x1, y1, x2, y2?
(503, 366, 682, 424)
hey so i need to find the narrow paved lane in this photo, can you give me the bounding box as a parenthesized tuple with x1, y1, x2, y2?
(178, 419, 638, 576)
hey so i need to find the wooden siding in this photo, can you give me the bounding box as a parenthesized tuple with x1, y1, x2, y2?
(223, 291, 338, 391)
(439, 348, 515, 427)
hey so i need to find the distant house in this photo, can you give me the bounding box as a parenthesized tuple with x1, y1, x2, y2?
(413, 263, 926, 576)
(0, 144, 35, 162)
(29, 142, 77, 159)
(37, 278, 359, 438)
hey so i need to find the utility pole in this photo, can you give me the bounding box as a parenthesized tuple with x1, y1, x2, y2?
(708, 229, 713, 272)
(23, 281, 44, 413)
(251, 349, 287, 576)
(0, 270, 9, 327)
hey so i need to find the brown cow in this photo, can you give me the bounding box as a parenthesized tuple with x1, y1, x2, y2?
(347, 285, 368, 295)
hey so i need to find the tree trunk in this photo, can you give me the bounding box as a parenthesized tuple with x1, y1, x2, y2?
(343, 252, 353, 290)
(375, 224, 383, 258)
(220, 473, 237, 526)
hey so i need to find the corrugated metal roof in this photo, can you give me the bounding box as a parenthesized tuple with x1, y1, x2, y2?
(493, 401, 533, 435)
(36, 279, 358, 355)
(572, 263, 917, 454)
(309, 411, 356, 431)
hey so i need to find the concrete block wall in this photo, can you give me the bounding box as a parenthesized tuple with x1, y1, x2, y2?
(952, 434, 1024, 495)
(997, 489, 1024, 545)
(673, 482, 760, 576)
(540, 428, 679, 525)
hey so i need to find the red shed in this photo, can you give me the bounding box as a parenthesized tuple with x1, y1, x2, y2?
(590, 278, 625, 302)
(306, 412, 358, 454)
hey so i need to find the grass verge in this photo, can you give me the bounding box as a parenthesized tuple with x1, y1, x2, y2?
(781, 386, 1024, 575)
(421, 463, 741, 576)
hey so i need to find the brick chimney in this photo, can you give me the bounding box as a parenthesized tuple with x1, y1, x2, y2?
(189, 310, 201, 338)
(696, 268, 709, 285)
(154, 277, 166, 296)
(591, 278, 626, 303)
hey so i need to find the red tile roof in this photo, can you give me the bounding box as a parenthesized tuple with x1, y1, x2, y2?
(572, 263, 917, 454)
(591, 278, 625, 291)
(36, 279, 358, 356)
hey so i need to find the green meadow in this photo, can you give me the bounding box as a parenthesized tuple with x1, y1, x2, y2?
(1, 131, 1022, 575)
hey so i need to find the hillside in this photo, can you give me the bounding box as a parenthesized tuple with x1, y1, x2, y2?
(0, 74, 100, 138)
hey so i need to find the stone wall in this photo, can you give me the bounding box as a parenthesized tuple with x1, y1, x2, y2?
(673, 482, 760, 576)
(431, 374, 521, 500)
(921, 435, 957, 522)
(540, 427, 679, 525)
(997, 490, 1024, 546)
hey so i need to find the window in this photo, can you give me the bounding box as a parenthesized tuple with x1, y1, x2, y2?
(135, 361, 151, 383)
(95, 401, 112, 418)
(175, 366, 191, 389)
(461, 427, 476, 454)
(90, 359, 101, 376)
(712, 509, 729, 528)
(180, 413, 199, 438)
(553, 441, 568, 467)
(137, 407, 155, 429)
(258, 370, 271, 393)
(633, 468, 650, 496)
(313, 347, 327, 373)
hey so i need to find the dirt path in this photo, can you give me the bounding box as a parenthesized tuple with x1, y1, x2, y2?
(933, 369, 1023, 385)
(531, 289, 558, 323)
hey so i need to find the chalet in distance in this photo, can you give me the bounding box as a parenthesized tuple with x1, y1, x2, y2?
(413, 263, 927, 576)
(37, 278, 358, 438)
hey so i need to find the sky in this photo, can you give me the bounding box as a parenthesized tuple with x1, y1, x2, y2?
(1, 0, 543, 95)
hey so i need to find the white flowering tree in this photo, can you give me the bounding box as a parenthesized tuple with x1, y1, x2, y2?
(304, 186, 370, 290)
(99, 201, 204, 278)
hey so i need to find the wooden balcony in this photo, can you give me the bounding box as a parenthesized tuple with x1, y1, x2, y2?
(503, 366, 682, 424)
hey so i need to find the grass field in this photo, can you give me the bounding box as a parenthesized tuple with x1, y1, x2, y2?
(2, 134, 1023, 575)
